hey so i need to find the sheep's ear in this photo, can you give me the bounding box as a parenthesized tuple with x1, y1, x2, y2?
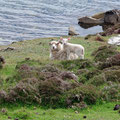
(64, 42, 67, 45)
(56, 42, 59, 45)
(58, 41, 62, 44)
(68, 38, 71, 40)
(49, 42, 51, 45)
(60, 37, 63, 40)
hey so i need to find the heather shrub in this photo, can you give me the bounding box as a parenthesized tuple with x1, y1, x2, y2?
(61, 59, 94, 71)
(88, 73, 106, 86)
(61, 85, 99, 107)
(101, 84, 120, 101)
(92, 45, 118, 62)
(99, 53, 120, 69)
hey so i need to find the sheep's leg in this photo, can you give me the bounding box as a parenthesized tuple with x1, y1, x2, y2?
(80, 55, 84, 59)
(67, 51, 71, 60)
(76, 49, 84, 59)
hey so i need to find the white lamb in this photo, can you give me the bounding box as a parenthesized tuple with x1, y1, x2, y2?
(49, 40, 78, 60)
(58, 37, 70, 44)
(62, 42, 84, 60)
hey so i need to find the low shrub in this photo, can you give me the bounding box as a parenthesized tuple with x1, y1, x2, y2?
(61, 85, 100, 107)
(88, 73, 106, 86)
(61, 59, 94, 71)
(104, 70, 120, 83)
(98, 53, 120, 69)
(92, 45, 118, 62)
(101, 84, 120, 101)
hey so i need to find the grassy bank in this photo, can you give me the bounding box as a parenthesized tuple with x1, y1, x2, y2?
(0, 102, 119, 120)
(0, 36, 120, 120)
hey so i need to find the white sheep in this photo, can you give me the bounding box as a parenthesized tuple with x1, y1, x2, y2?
(49, 41, 63, 60)
(62, 42, 84, 60)
(49, 40, 78, 60)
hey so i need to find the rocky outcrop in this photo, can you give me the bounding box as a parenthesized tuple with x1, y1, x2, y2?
(78, 9, 120, 31)
(99, 23, 120, 36)
(68, 26, 79, 36)
(78, 16, 104, 29)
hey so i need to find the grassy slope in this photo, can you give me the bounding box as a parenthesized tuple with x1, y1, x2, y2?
(0, 36, 120, 120)
(0, 36, 103, 78)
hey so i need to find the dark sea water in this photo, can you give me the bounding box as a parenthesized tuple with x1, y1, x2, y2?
(0, 0, 120, 45)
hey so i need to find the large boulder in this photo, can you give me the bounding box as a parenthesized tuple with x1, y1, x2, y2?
(78, 16, 104, 29)
(104, 9, 120, 25)
(78, 9, 120, 31)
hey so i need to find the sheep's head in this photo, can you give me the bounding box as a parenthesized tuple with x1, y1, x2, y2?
(49, 41, 63, 51)
(58, 37, 71, 44)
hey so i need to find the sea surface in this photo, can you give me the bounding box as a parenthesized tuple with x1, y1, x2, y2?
(0, 0, 120, 45)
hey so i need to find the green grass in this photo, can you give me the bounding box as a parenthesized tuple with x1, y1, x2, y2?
(0, 36, 120, 120)
(0, 102, 119, 120)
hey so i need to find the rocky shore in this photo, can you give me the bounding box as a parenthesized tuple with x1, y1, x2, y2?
(78, 9, 120, 31)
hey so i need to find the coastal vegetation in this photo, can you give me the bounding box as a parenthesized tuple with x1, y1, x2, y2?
(0, 35, 120, 120)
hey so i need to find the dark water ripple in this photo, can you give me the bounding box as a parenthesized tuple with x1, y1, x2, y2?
(0, 0, 120, 45)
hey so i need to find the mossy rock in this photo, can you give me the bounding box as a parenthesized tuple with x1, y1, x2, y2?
(92, 45, 118, 62)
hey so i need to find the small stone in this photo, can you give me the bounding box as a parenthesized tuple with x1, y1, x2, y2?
(113, 104, 120, 110)
(8, 116, 11, 119)
(95, 34, 104, 42)
(43, 112, 46, 115)
(25, 58, 30, 61)
(35, 112, 39, 115)
(1, 108, 7, 114)
(14, 118, 19, 120)
(33, 107, 37, 110)
(39, 42, 42, 45)
(75, 111, 79, 114)
(119, 110, 120, 113)
(68, 26, 79, 36)
(4, 47, 15, 51)
(0, 56, 5, 64)
(11, 42, 17, 44)
(83, 115, 87, 119)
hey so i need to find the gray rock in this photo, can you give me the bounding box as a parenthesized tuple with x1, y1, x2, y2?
(78, 9, 120, 31)
(68, 26, 79, 36)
